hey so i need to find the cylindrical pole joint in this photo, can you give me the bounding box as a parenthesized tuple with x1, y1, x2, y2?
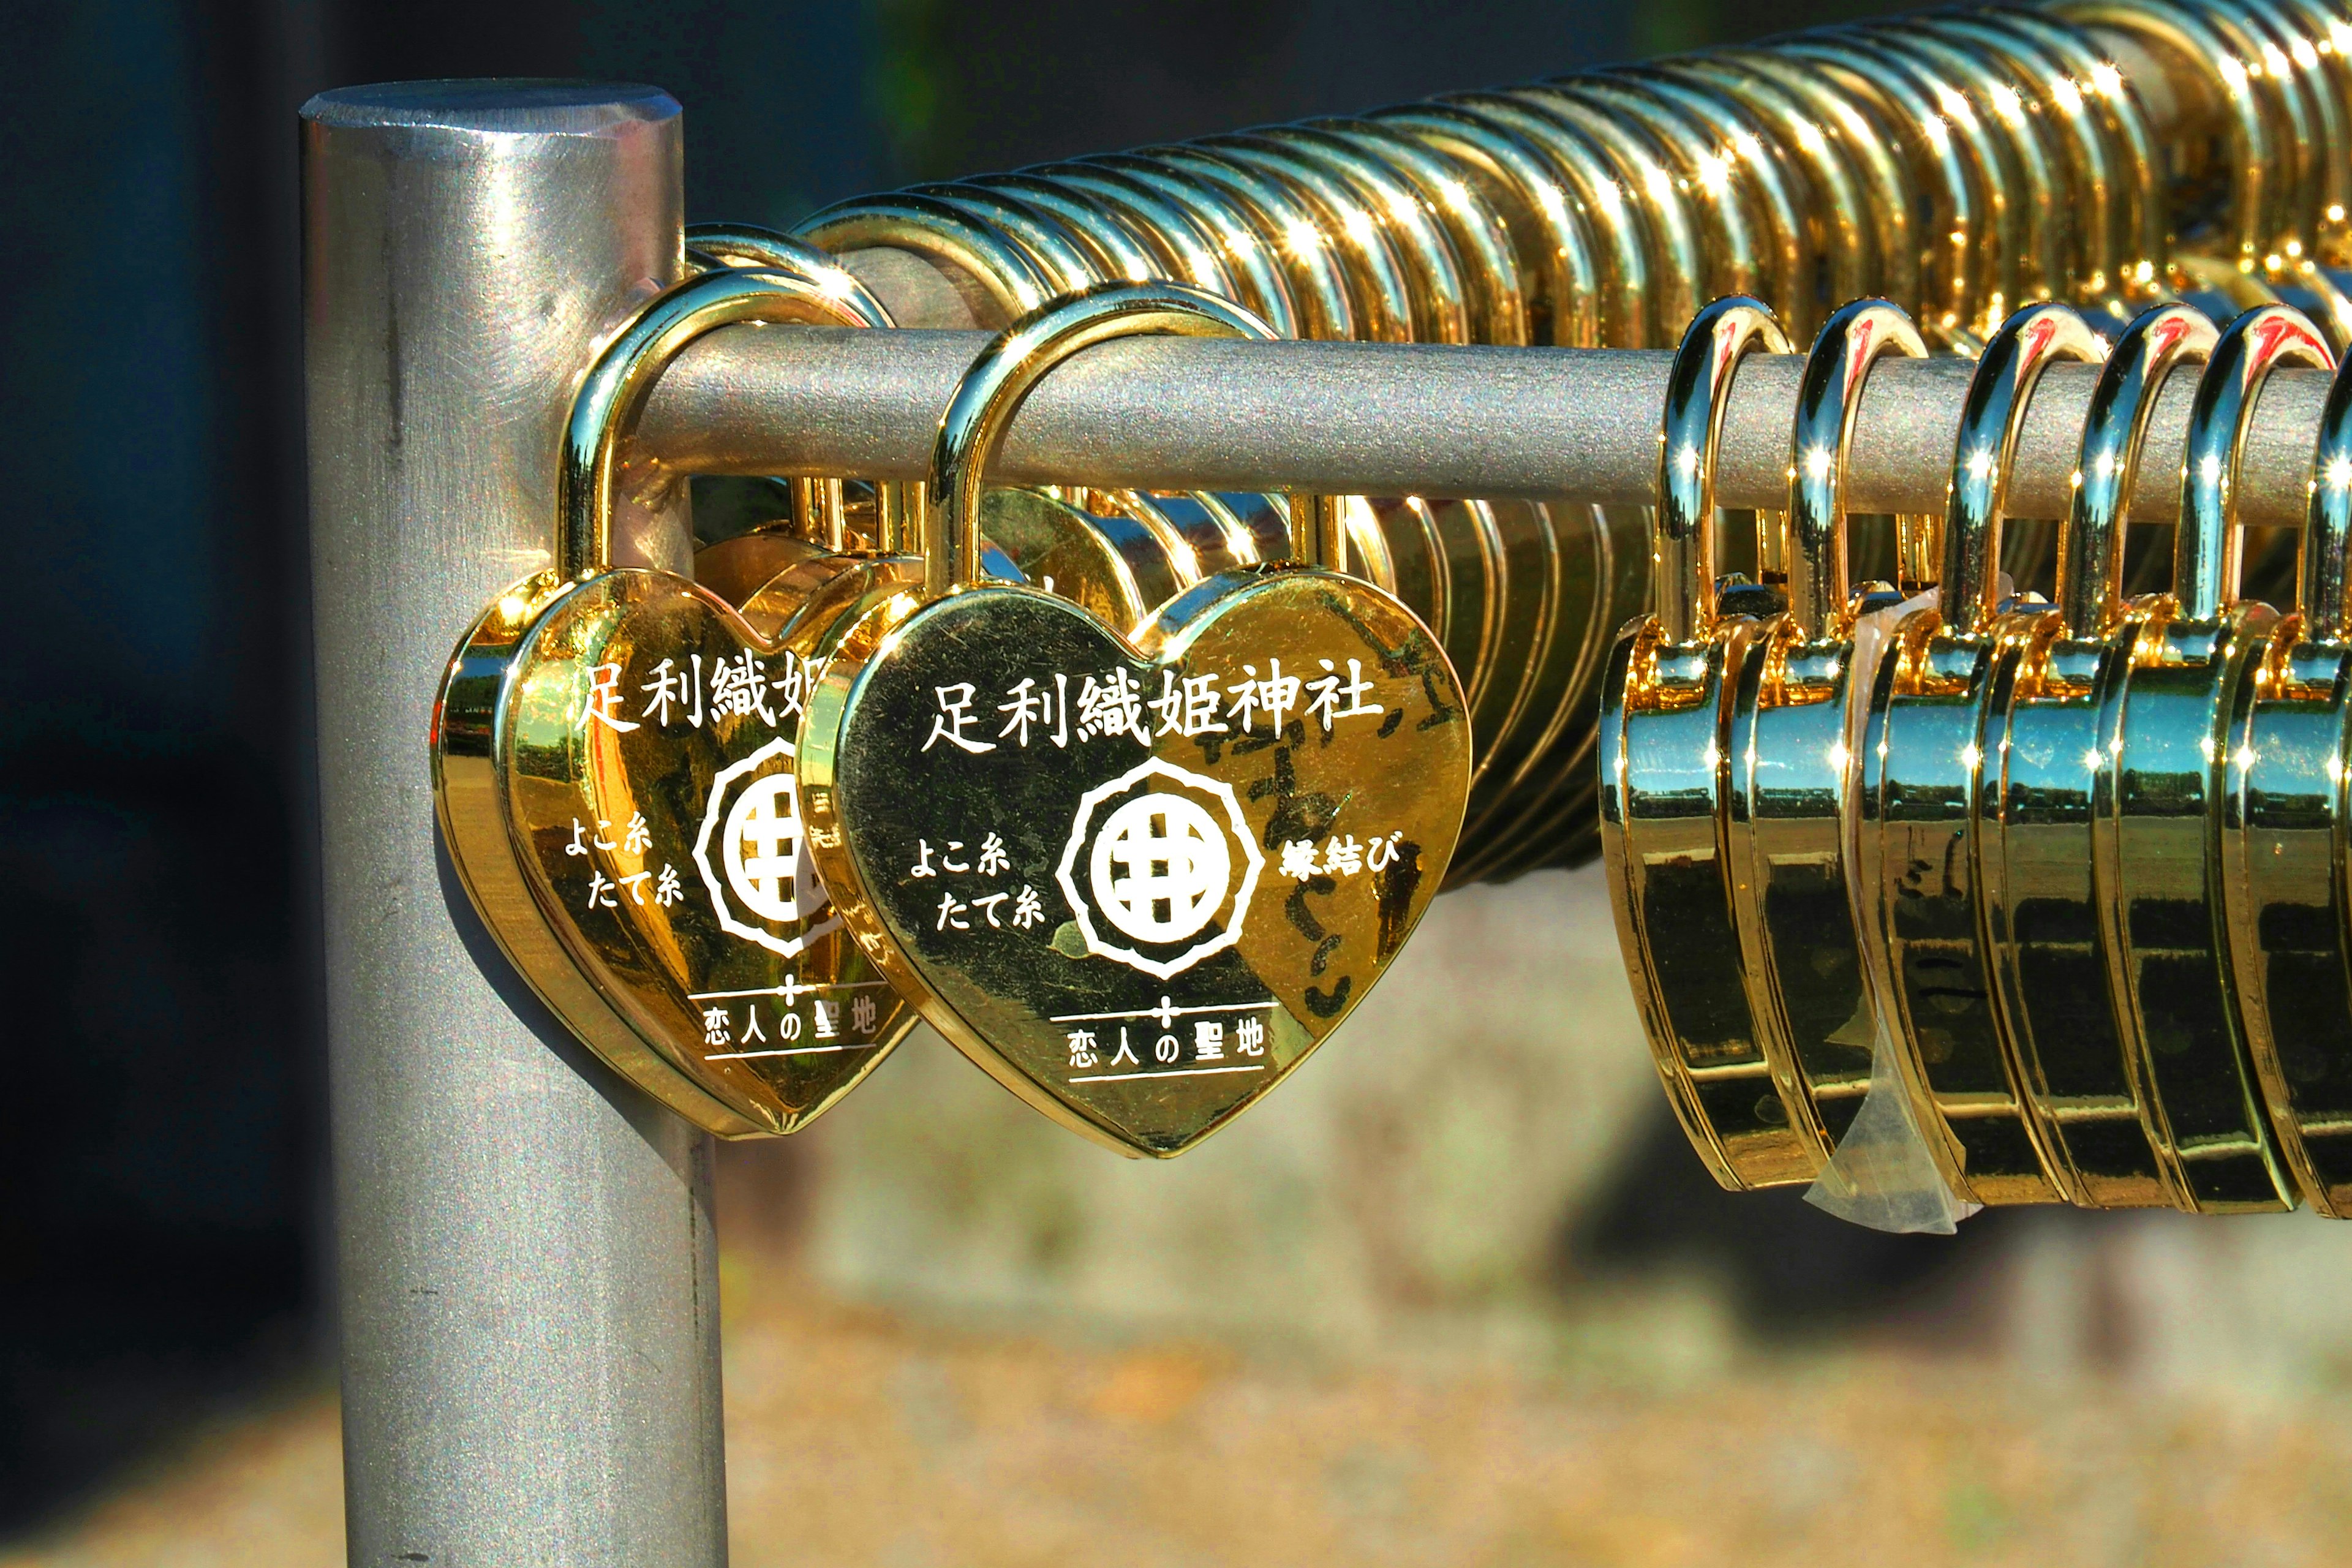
(301, 83, 726, 1566)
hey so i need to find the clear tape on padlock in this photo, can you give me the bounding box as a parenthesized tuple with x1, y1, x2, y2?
(1805, 579, 1986, 1235)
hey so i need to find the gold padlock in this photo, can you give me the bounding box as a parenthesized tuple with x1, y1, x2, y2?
(673, 228, 966, 661)
(1986, 301, 2216, 1210)
(1602, 296, 1817, 1190)
(2078, 303, 2329, 1211)
(432, 265, 921, 1137)
(1726, 298, 1931, 1159)
(1858, 303, 2108, 1207)
(797, 281, 1471, 1157)
(2232, 345, 2352, 1215)
(684, 224, 898, 559)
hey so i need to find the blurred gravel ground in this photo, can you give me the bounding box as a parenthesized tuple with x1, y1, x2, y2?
(10, 1255, 2352, 1568)
(14, 877, 2352, 1564)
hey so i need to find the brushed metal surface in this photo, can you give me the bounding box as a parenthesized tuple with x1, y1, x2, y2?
(302, 82, 726, 1566)
(635, 323, 2332, 530)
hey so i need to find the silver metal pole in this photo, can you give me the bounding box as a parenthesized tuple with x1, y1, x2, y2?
(637, 325, 2332, 531)
(303, 85, 726, 1566)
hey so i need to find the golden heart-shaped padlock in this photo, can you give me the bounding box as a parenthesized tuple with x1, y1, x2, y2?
(432, 263, 919, 1136)
(799, 282, 1472, 1157)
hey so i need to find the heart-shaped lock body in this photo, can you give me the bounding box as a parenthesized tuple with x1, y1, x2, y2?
(433, 264, 921, 1136)
(799, 283, 1472, 1156)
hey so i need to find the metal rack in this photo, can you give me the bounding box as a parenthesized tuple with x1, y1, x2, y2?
(301, 4, 2352, 1554)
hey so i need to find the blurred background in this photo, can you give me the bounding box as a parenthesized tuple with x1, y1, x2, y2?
(11, 0, 2352, 1562)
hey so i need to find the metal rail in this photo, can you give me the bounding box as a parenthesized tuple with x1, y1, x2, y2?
(302, 85, 726, 1566)
(639, 323, 2336, 532)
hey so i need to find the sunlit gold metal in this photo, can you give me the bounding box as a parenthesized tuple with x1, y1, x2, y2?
(795, 192, 1056, 326)
(1458, 503, 1646, 881)
(1781, 36, 1991, 346)
(1860, 303, 2108, 1206)
(717, 0, 2352, 1205)
(1604, 297, 1816, 1190)
(1083, 154, 1305, 335)
(1664, 59, 1868, 326)
(798, 282, 1470, 1156)
(1237, 129, 1525, 794)
(1039, 163, 1246, 303)
(1451, 499, 1561, 845)
(1321, 119, 1532, 346)
(431, 265, 924, 1136)
(777, 0, 2352, 895)
(1067, 134, 1505, 783)
(970, 175, 1164, 289)
(2059, 0, 2319, 328)
(684, 222, 909, 554)
(1142, 147, 1363, 340)
(1628, 68, 1817, 337)
(1257, 126, 1471, 346)
(837, 190, 1283, 617)
(1382, 98, 1640, 344)
(1404, 75, 1682, 861)
(1728, 299, 1928, 1163)
(2089, 302, 2326, 1210)
(1717, 50, 1925, 328)
(1882, 23, 2069, 317)
(1988, 303, 2217, 1211)
(1964, 10, 2168, 314)
(2228, 349, 2352, 1213)
(1509, 84, 1705, 345)
(1928, 18, 2113, 316)
(1199, 136, 1417, 343)
(1559, 78, 1774, 328)
(919, 183, 1114, 297)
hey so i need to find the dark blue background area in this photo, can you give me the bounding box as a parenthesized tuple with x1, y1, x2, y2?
(0, 0, 1957, 1529)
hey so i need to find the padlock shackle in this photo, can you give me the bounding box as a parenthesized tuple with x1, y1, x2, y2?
(928, 281, 1301, 600)
(683, 225, 910, 554)
(2302, 355, 2352, 641)
(1786, 299, 1927, 636)
(2176, 303, 2334, 621)
(684, 222, 873, 281)
(1941, 303, 2107, 639)
(2063, 303, 2217, 635)
(796, 194, 1060, 325)
(1654, 296, 1787, 643)
(558, 265, 894, 581)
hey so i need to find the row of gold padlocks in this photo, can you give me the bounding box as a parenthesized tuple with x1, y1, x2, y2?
(783, 0, 2352, 876)
(423, 0, 2352, 1184)
(434, 257, 1471, 1157)
(1607, 289, 2352, 1216)
(801, 0, 2352, 349)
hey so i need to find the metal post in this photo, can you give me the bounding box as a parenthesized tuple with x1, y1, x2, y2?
(302, 85, 726, 1565)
